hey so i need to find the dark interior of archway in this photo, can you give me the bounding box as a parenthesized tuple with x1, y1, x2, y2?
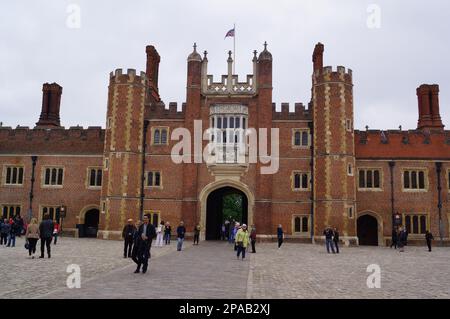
(206, 187, 248, 240)
(84, 209, 100, 238)
(357, 214, 378, 246)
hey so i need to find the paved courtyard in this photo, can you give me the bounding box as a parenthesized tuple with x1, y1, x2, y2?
(0, 237, 449, 299)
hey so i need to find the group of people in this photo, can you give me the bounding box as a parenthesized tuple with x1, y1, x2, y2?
(391, 226, 435, 252)
(122, 217, 190, 274)
(0, 215, 25, 247)
(323, 227, 340, 254)
(1, 214, 60, 257)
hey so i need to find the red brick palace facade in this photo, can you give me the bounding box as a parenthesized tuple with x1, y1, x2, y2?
(1, 42, 449, 245)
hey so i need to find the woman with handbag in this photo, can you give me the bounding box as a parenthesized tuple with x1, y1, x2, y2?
(25, 218, 40, 259)
(235, 224, 250, 261)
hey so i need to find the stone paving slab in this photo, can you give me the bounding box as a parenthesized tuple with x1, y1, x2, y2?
(1, 237, 449, 299)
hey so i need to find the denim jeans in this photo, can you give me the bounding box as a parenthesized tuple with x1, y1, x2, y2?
(237, 245, 246, 259)
(164, 233, 171, 244)
(7, 234, 16, 247)
(177, 238, 184, 251)
(326, 239, 335, 253)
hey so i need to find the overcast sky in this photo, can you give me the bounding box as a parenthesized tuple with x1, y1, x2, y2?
(1, 0, 449, 130)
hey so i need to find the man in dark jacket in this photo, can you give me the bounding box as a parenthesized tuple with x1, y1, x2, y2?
(1, 219, 11, 245)
(425, 230, 434, 252)
(122, 219, 136, 258)
(390, 228, 398, 249)
(39, 213, 54, 258)
(333, 228, 340, 254)
(132, 215, 156, 274)
(323, 227, 335, 254)
(176, 221, 186, 251)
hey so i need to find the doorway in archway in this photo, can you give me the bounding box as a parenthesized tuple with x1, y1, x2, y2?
(84, 209, 100, 238)
(357, 214, 379, 246)
(206, 187, 248, 240)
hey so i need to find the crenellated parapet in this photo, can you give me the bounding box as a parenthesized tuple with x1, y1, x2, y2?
(272, 103, 312, 121)
(0, 126, 105, 154)
(355, 129, 450, 159)
(148, 102, 186, 119)
(109, 69, 148, 87)
(313, 66, 353, 85)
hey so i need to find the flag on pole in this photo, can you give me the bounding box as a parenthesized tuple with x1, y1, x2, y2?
(224, 28, 235, 39)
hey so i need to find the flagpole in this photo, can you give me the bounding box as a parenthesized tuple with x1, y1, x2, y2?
(233, 23, 236, 75)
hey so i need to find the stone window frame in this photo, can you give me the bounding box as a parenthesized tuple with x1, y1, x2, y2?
(2, 164, 25, 187)
(143, 210, 161, 227)
(1, 204, 22, 220)
(401, 168, 429, 193)
(345, 204, 355, 219)
(39, 205, 62, 223)
(151, 126, 170, 146)
(401, 212, 430, 237)
(292, 214, 310, 236)
(357, 168, 383, 192)
(86, 167, 103, 189)
(291, 171, 311, 192)
(291, 128, 310, 149)
(347, 162, 354, 176)
(345, 119, 353, 132)
(144, 171, 163, 189)
(41, 166, 65, 188)
(447, 168, 450, 193)
(104, 157, 109, 171)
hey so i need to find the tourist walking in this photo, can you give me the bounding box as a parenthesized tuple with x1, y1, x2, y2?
(390, 228, 398, 249)
(399, 227, 408, 252)
(156, 220, 165, 247)
(333, 227, 340, 254)
(164, 222, 171, 245)
(122, 219, 136, 258)
(25, 218, 40, 258)
(235, 224, 250, 261)
(53, 221, 60, 245)
(425, 230, 434, 252)
(250, 225, 257, 253)
(323, 227, 335, 254)
(131, 220, 142, 261)
(233, 222, 240, 251)
(7, 220, 19, 247)
(132, 215, 156, 274)
(14, 214, 24, 237)
(0, 219, 10, 245)
(193, 224, 201, 245)
(39, 213, 54, 258)
(177, 221, 186, 251)
(277, 224, 284, 249)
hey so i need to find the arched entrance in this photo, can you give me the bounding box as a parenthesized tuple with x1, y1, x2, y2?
(84, 209, 100, 238)
(199, 179, 255, 242)
(357, 214, 379, 246)
(206, 187, 248, 240)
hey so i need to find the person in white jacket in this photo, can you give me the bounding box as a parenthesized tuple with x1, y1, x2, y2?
(156, 220, 165, 247)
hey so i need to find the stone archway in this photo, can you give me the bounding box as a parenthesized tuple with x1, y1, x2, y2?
(78, 205, 100, 238)
(357, 211, 383, 246)
(199, 179, 255, 241)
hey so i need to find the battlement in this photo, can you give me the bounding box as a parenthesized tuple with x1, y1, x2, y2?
(313, 66, 353, 84)
(272, 103, 312, 121)
(109, 69, 148, 86)
(0, 126, 105, 155)
(148, 102, 186, 119)
(203, 74, 256, 95)
(355, 129, 450, 159)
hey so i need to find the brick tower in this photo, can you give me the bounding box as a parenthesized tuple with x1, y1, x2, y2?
(311, 43, 357, 244)
(99, 69, 147, 239)
(36, 83, 63, 128)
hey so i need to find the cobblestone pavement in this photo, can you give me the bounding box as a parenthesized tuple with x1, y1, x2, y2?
(1, 237, 449, 299)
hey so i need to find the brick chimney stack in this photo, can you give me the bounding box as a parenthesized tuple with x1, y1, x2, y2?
(146, 45, 161, 102)
(312, 42, 324, 73)
(417, 84, 444, 131)
(36, 83, 62, 128)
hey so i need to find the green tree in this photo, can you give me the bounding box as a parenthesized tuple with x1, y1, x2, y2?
(222, 194, 243, 223)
